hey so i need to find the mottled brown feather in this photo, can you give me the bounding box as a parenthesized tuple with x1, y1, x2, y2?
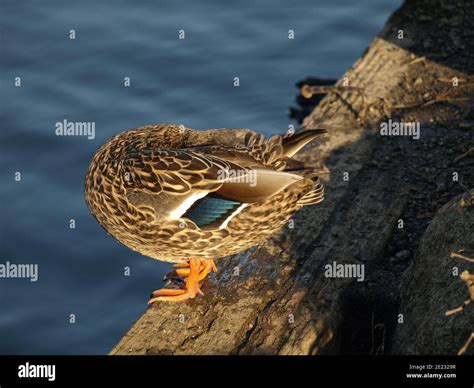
(84, 124, 326, 263)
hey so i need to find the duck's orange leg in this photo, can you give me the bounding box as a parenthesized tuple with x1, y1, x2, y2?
(174, 259, 216, 280)
(149, 259, 215, 303)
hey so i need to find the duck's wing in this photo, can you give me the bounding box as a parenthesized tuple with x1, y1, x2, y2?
(120, 147, 308, 228)
(120, 148, 241, 221)
(187, 128, 327, 168)
(184, 126, 326, 155)
(280, 128, 327, 157)
(181, 165, 305, 229)
(122, 148, 238, 195)
(247, 128, 327, 164)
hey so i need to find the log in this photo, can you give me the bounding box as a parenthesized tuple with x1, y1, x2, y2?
(392, 191, 474, 355)
(110, 0, 474, 355)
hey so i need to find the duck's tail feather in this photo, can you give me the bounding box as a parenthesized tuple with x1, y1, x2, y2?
(282, 128, 327, 157)
(297, 175, 324, 205)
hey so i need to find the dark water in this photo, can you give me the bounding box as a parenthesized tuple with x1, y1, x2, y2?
(0, 0, 402, 354)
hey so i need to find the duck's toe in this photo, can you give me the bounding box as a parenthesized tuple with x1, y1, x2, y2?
(149, 258, 207, 303)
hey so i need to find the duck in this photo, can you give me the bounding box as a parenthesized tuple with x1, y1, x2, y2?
(84, 124, 326, 303)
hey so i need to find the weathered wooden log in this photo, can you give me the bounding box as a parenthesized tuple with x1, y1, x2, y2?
(111, 0, 474, 355)
(393, 191, 474, 355)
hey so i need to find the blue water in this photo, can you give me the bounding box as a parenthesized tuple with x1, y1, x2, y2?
(0, 0, 402, 354)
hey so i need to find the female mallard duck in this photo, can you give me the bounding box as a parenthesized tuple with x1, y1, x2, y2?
(85, 124, 326, 303)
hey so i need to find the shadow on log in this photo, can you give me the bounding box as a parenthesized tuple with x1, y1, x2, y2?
(393, 191, 474, 355)
(111, 0, 474, 355)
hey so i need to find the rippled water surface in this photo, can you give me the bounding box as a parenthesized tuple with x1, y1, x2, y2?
(1, 0, 402, 354)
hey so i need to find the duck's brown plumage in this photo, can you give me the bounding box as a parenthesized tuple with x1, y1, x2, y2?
(84, 124, 326, 264)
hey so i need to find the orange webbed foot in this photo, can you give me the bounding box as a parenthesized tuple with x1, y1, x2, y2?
(173, 259, 217, 280)
(149, 258, 216, 303)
